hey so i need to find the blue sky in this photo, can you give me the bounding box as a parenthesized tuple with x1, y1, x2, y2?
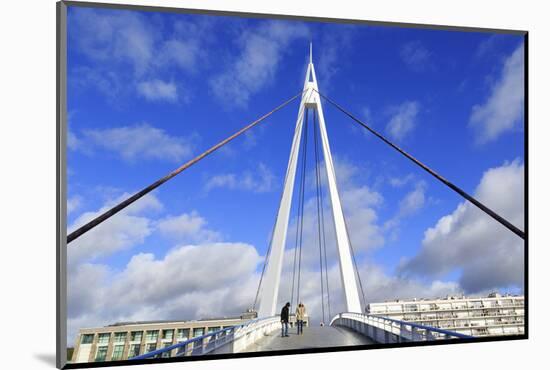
(66, 5, 525, 342)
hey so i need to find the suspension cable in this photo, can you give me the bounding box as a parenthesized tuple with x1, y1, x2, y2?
(314, 109, 332, 320)
(323, 242, 332, 319)
(315, 89, 524, 240)
(252, 96, 310, 311)
(343, 215, 368, 313)
(296, 109, 308, 303)
(290, 107, 310, 309)
(290, 201, 299, 309)
(296, 108, 309, 305)
(313, 108, 326, 324)
(67, 91, 304, 244)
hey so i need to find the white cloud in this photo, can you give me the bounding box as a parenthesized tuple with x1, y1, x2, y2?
(210, 21, 309, 107)
(362, 106, 373, 123)
(470, 44, 525, 144)
(205, 174, 238, 190)
(110, 243, 260, 304)
(154, 18, 216, 73)
(276, 254, 460, 325)
(317, 43, 340, 88)
(243, 131, 258, 150)
(383, 181, 427, 239)
(67, 114, 89, 153)
(335, 159, 385, 253)
(68, 193, 162, 265)
(388, 173, 414, 188)
(316, 28, 354, 89)
(157, 211, 222, 243)
(332, 156, 369, 191)
(66, 186, 262, 344)
(386, 101, 420, 141)
(359, 262, 460, 304)
(281, 158, 385, 274)
(274, 169, 457, 322)
(83, 123, 195, 162)
(158, 39, 201, 72)
(71, 66, 125, 103)
(398, 159, 524, 293)
(67, 196, 82, 215)
(67, 242, 261, 344)
(66, 191, 262, 343)
(68, 263, 110, 323)
(137, 79, 178, 102)
(67, 130, 81, 151)
(70, 8, 156, 77)
(66, 156, 467, 343)
(69, 8, 210, 102)
(67, 152, 513, 347)
(205, 163, 276, 193)
(475, 35, 500, 59)
(400, 41, 433, 72)
(249, 157, 386, 323)
(398, 181, 427, 217)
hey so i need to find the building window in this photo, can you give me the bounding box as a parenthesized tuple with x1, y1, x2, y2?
(113, 332, 127, 343)
(145, 330, 159, 342)
(162, 329, 174, 341)
(128, 344, 140, 359)
(97, 333, 110, 345)
(161, 343, 172, 358)
(177, 328, 190, 341)
(130, 331, 143, 342)
(470, 301, 484, 309)
(193, 328, 204, 337)
(95, 346, 108, 362)
(81, 334, 94, 344)
(111, 345, 124, 361)
(146, 343, 157, 358)
(208, 327, 220, 333)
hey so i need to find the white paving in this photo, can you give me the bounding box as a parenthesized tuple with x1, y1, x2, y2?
(242, 325, 374, 352)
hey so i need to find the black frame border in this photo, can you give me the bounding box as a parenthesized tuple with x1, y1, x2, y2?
(56, 1, 529, 369)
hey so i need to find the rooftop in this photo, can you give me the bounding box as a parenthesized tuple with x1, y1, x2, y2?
(374, 293, 523, 304)
(107, 316, 244, 327)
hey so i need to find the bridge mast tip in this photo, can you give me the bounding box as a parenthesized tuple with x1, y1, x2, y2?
(309, 42, 313, 64)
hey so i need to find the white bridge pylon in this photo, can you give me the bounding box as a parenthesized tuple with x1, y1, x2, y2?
(257, 45, 362, 317)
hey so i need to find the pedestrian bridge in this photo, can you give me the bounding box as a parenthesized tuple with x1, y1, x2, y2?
(130, 313, 472, 360)
(240, 325, 373, 353)
(67, 44, 513, 365)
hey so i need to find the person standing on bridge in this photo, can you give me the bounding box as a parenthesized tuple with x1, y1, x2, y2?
(296, 302, 306, 335)
(280, 302, 290, 337)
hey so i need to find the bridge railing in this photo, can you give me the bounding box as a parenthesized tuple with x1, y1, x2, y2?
(330, 312, 473, 343)
(129, 316, 280, 360)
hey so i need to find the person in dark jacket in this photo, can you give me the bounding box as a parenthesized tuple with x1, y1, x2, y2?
(280, 302, 290, 337)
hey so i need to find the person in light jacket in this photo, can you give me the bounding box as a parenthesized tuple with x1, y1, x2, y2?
(280, 302, 290, 337)
(295, 302, 306, 335)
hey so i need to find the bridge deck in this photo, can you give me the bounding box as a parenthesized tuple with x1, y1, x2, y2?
(243, 325, 374, 353)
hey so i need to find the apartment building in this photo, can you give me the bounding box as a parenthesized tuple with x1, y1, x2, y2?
(367, 293, 524, 337)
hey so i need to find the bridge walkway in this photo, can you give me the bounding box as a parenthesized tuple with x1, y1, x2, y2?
(242, 325, 374, 352)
